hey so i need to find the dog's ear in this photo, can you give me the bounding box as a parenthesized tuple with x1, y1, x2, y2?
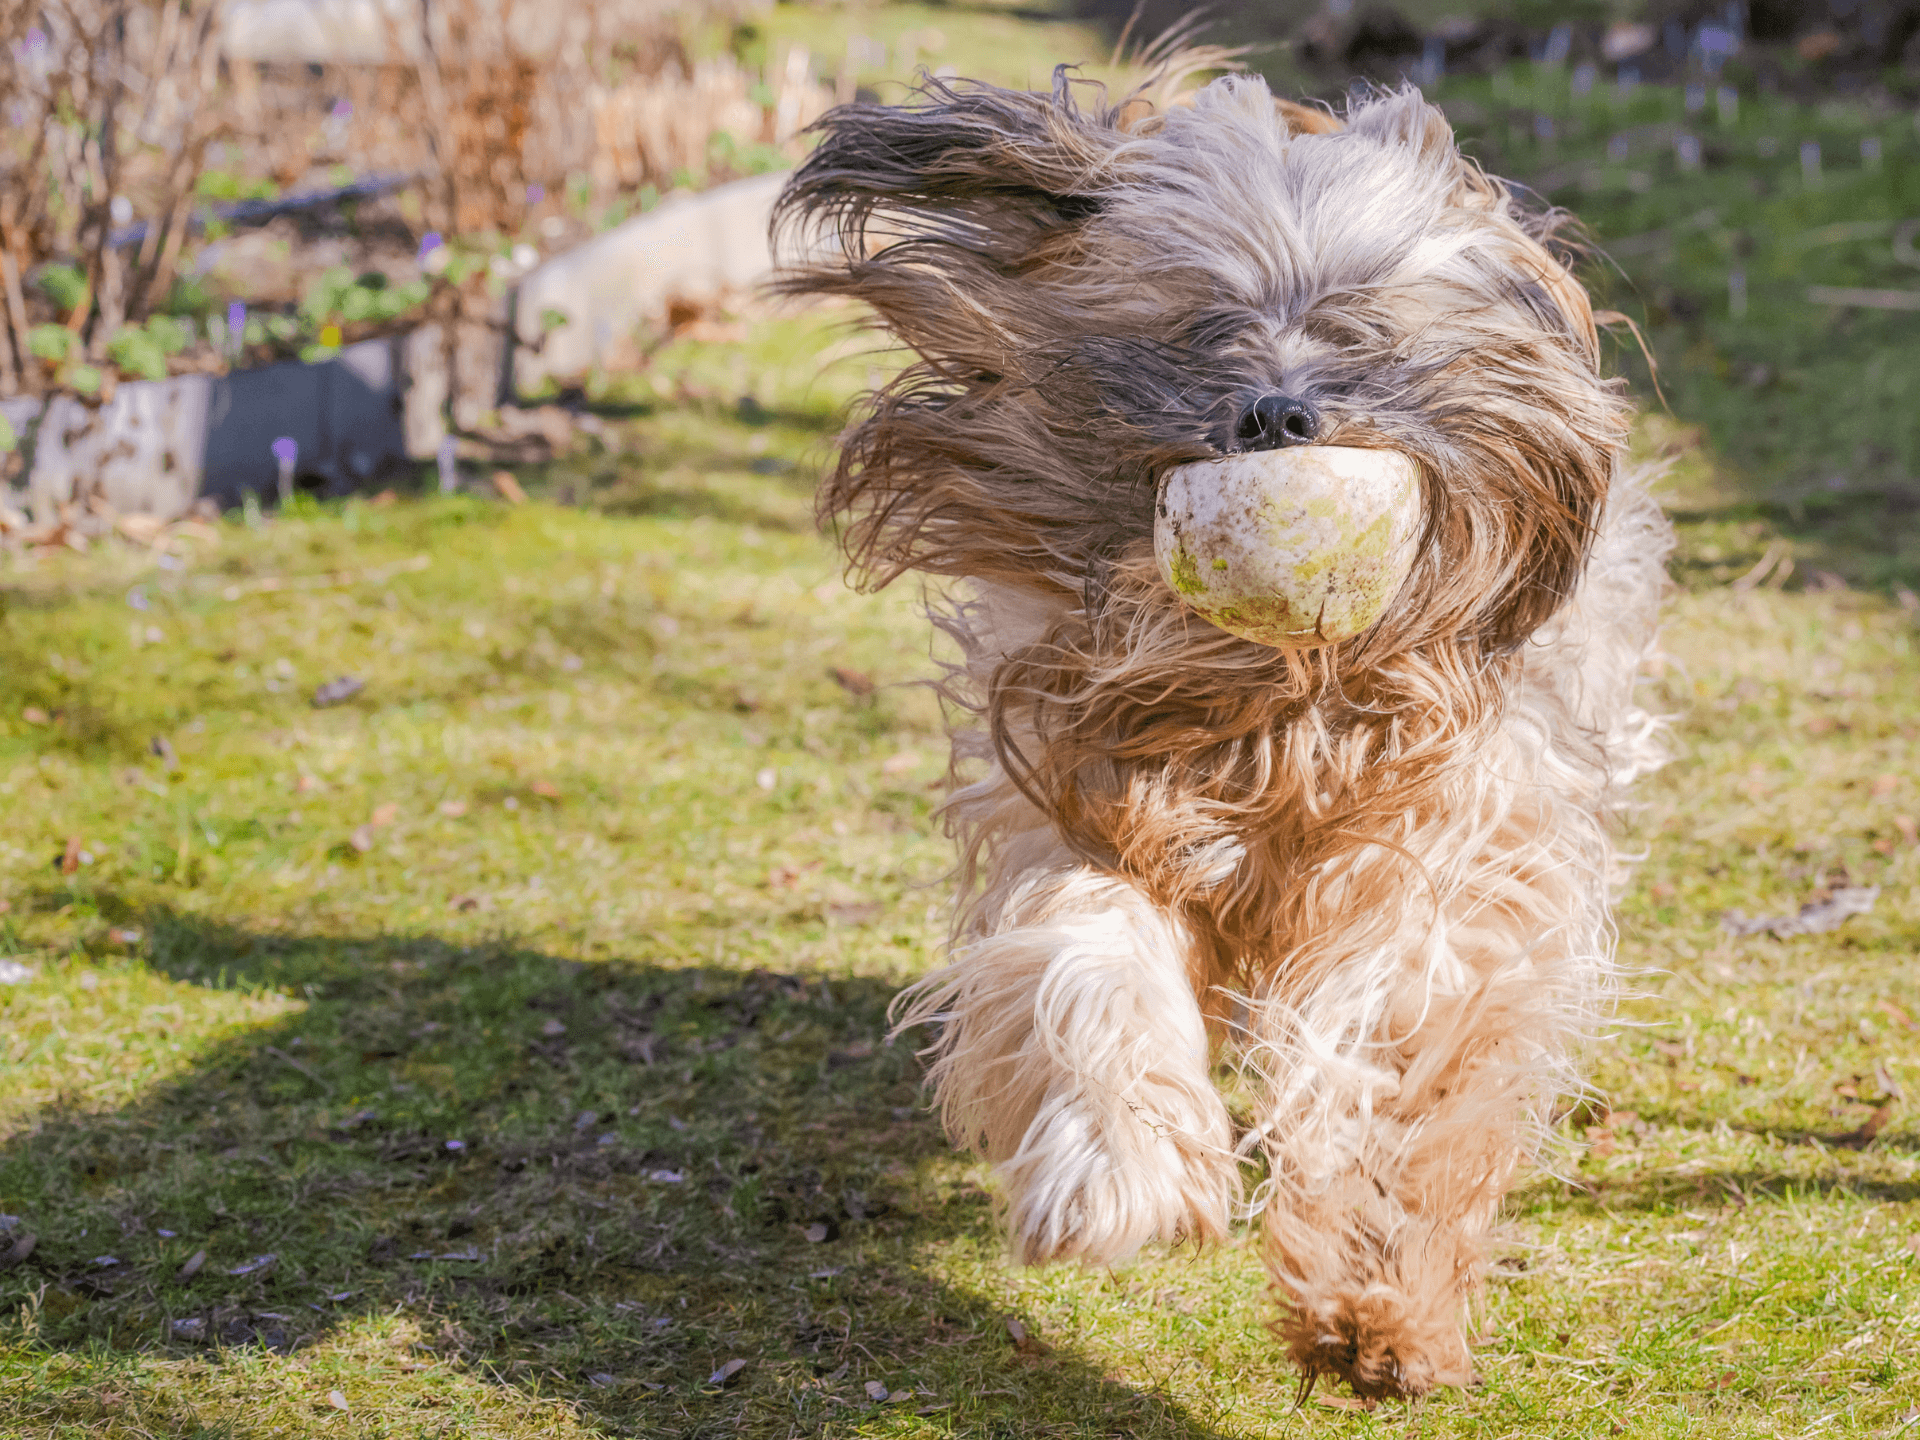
(775, 76, 1117, 271)
(772, 75, 1126, 374)
(1346, 90, 1599, 356)
(1339, 90, 1457, 171)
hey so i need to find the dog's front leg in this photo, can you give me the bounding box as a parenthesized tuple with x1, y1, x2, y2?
(1250, 793, 1609, 1399)
(895, 864, 1238, 1266)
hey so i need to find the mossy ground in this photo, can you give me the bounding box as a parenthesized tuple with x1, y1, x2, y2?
(4, 17, 1920, 1440)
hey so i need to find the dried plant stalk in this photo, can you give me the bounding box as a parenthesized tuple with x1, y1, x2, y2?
(0, 0, 224, 392)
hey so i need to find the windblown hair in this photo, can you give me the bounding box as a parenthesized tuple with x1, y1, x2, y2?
(776, 69, 1629, 902)
(776, 69, 1667, 1402)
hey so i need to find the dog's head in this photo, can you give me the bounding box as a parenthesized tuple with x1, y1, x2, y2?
(777, 72, 1629, 661)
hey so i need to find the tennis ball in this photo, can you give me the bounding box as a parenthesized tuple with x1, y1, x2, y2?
(1154, 446, 1421, 648)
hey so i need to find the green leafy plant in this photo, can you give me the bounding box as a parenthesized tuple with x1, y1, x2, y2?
(24, 325, 73, 363)
(104, 316, 194, 383)
(299, 267, 432, 333)
(33, 265, 87, 320)
(194, 168, 279, 203)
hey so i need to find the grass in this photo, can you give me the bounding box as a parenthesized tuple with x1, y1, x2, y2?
(726, 0, 1114, 99)
(2, 305, 1918, 1440)
(4, 22, 1920, 1440)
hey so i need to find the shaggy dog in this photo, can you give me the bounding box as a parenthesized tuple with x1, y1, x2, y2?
(774, 69, 1668, 1401)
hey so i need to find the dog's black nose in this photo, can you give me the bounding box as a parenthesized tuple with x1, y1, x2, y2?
(1234, 393, 1321, 451)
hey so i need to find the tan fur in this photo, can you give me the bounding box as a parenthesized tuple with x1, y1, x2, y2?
(778, 70, 1670, 1401)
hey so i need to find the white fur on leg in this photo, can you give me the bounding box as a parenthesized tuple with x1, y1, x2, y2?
(894, 868, 1238, 1266)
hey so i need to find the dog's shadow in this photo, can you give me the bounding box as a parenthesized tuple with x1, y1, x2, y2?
(0, 898, 1247, 1438)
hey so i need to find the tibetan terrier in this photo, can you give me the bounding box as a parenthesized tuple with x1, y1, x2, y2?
(775, 68, 1667, 1400)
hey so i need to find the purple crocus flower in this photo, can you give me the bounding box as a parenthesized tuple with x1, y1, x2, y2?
(273, 437, 298, 506)
(418, 232, 443, 262)
(525, 185, 544, 204)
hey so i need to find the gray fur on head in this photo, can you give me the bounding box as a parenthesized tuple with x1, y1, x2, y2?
(776, 71, 1629, 656)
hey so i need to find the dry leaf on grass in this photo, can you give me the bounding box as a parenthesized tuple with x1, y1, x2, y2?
(530, 780, 559, 798)
(1837, 1104, 1894, 1150)
(830, 667, 874, 696)
(864, 1380, 889, 1401)
(707, 1358, 747, 1387)
(439, 800, 468, 818)
(312, 676, 365, 708)
(1876, 1059, 1903, 1098)
(491, 470, 528, 504)
(327, 1389, 349, 1411)
(175, 1248, 206, 1280)
(369, 803, 399, 827)
(1005, 1316, 1048, 1354)
(1723, 886, 1878, 937)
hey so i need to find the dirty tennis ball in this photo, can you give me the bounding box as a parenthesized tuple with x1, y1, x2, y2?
(1153, 446, 1422, 648)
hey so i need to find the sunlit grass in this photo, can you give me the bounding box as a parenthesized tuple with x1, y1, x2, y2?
(2, 306, 1918, 1436)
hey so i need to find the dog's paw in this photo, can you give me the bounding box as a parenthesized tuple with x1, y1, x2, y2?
(1277, 1280, 1474, 1400)
(996, 1089, 1235, 1267)
(1267, 1200, 1481, 1401)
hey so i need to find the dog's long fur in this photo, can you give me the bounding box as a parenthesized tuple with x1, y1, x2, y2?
(775, 70, 1669, 1400)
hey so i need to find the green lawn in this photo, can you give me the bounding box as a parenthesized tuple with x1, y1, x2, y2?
(4, 23, 1920, 1440)
(1, 305, 1917, 1438)
(1430, 62, 1920, 594)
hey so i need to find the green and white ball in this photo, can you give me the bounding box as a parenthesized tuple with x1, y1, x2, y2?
(1153, 446, 1422, 649)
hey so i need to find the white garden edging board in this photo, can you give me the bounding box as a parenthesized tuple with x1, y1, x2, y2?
(511, 170, 787, 393)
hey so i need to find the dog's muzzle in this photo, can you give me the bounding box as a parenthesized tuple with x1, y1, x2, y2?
(1153, 446, 1421, 648)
